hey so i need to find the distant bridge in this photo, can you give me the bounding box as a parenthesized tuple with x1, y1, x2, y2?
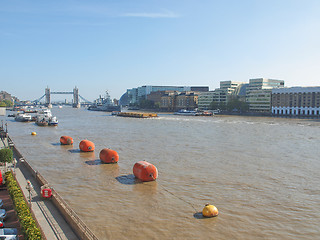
(33, 87, 92, 108)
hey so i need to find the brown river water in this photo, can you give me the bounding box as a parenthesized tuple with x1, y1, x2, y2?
(1, 107, 320, 240)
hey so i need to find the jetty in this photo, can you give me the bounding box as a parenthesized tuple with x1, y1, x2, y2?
(0, 126, 98, 240)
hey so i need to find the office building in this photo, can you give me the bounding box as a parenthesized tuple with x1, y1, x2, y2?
(272, 87, 320, 117)
(126, 85, 208, 105)
(246, 78, 284, 113)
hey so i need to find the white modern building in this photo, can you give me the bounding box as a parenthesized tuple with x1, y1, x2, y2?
(198, 81, 246, 110)
(246, 78, 284, 113)
(198, 91, 215, 110)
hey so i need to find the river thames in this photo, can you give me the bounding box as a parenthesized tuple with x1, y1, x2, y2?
(1, 107, 320, 239)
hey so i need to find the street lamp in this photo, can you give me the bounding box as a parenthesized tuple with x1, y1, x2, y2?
(26, 180, 33, 209)
(12, 158, 17, 176)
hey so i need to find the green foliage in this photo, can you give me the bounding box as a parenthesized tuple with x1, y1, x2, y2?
(154, 102, 161, 109)
(5, 172, 42, 240)
(226, 98, 249, 112)
(0, 148, 13, 163)
(139, 99, 155, 109)
(210, 98, 249, 113)
(4, 100, 13, 107)
(0, 100, 13, 107)
(209, 101, 226, 110)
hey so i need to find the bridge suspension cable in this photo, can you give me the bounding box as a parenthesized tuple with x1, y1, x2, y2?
(32, 94, 46, 103)
(79, 95, 92, 103)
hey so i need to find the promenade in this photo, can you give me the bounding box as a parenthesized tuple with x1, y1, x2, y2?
(14, 160, 79, 240)
(0, 132, 80, 240)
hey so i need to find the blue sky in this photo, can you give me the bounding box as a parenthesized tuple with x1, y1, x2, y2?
(1, 0, 320, 101)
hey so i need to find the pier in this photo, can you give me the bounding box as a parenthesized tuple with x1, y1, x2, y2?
(0, 127, 98, 240)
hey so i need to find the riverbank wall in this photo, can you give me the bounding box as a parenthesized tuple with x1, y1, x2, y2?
(7, 134, 99, 240)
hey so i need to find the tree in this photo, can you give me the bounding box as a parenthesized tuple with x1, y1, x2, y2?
(139, 99, 154, 109)
(154, 102, 161, 110)
(209, 101, 227, 111)
(0, 100, 13, 107)
(209, 101, 219, 110)
(0, 148, 13, 163)
(226, 98, 249, 112)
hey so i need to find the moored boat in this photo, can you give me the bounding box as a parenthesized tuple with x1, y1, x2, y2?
(35, 119, 49, 126)
(112, 111, 121, 115)
(14, 112, 32, 122)
(88, 91, 121, 112)
(35, 108, 58, 126)
(174, 109, 198, 116)
(197, 111, 214, 116)
(174, 109, 214, 116)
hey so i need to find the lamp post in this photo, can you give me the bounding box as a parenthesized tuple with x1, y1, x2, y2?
(26, 180, 33, 209)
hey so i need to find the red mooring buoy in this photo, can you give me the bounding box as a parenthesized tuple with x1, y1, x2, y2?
(133, 161, 158, 182)
(60, 136, 73, 145)
(79, 140, 95, 152)
(99, 148, 119, 164)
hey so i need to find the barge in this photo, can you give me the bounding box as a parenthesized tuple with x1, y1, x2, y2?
(117, 112, 158, 118)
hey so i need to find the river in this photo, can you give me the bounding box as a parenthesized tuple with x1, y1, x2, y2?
(1, 107, 320, 239)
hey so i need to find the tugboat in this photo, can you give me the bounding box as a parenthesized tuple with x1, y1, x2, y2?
(88, 91, 121, 112)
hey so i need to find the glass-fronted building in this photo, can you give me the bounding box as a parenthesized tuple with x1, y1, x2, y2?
(246, 78, 284, 113)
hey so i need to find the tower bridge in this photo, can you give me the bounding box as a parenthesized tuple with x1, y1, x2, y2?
(33, 87, 92, 108)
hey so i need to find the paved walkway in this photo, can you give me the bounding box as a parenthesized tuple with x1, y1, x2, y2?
(12, 160, 80, 240)
(1, 133, 80, 240)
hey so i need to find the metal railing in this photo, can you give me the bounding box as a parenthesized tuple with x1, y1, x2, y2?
(51, 188, 99, 240)
(10, 143, 99, 240)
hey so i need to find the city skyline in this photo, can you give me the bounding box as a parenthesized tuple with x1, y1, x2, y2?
(1, 0, 320, 101)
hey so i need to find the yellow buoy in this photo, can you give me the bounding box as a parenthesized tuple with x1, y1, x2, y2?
(202, 204, 219, 217)
(31, 132, 37, 136)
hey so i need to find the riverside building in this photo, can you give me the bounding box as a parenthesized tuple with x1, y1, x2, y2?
(198, 91, 215, 110)
(126, 85, 208, 105)
(246, 78, 284, 113)
(271, 87, 320, 117)
(198, 81, 246, 110)
(160, 91, 198, 111)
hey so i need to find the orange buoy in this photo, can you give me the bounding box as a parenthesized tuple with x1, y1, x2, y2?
(79, 140, 95, 152)
(99, 148, 119, 164)
(60, 136, 73, 145)
(133, 161, 158, 182)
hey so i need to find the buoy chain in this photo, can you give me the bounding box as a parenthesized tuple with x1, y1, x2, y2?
(160, 185, 197, 213)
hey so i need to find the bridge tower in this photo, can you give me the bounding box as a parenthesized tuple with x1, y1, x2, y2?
(73, 87, 80, 108)
(45, 87, 52, 108)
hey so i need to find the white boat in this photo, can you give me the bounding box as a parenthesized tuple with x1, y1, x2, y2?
(174, 109, 198, 116)
(37, 108, 53, 117)
(14, 112, 32, 122)
(35, 108, 58, 126)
